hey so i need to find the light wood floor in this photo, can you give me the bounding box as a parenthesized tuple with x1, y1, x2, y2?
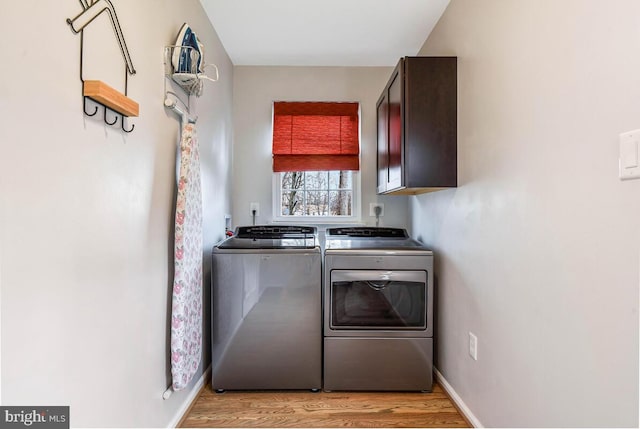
(179, 382, 470, 428)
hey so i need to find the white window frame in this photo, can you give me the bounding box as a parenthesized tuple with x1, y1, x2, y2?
(272, 170, 361, 224)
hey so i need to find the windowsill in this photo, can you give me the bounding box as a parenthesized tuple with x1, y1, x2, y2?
(271, 217, 364, 229)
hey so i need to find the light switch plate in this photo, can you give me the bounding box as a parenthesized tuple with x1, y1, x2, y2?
(469, 332, 478, 361)
(619, 130, 640, 180)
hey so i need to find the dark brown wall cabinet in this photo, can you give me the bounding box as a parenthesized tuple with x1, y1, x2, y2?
(377, 56, 457, 195)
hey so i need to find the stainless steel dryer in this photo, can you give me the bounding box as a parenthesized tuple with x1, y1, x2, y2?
(323, 227, 434, 392)
(211, 225, 321, 391)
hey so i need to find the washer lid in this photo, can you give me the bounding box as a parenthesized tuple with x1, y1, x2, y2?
(324, 227, 431, 252)
(218, 225, 318, 249)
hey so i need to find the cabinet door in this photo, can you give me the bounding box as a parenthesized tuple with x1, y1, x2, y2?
(404, 56, 457, 189)
(376, 93, 389, 194)
(387, 67, 403, 190)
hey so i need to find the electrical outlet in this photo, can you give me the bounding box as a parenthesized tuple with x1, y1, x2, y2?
(250, 202, 260, 217)
(469, 332, 478, 360)
(369, 203, 384, 217)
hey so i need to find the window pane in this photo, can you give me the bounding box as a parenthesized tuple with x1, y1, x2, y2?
(329, 171, 352, 190)
(282, 172, 292, 189)
(305, 191, 329, 216)
(282, 171, 304, 190)
(281, 190, 304, 215)
(329, 191, 352, 216)
(305, 171, 328, 190)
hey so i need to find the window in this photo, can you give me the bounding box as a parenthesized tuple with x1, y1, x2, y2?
(278, 170, 354, 217)
(272, 102, 360, 221)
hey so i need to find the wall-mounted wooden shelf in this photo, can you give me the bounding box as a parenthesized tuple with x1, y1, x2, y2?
(83, 80, 139, 117)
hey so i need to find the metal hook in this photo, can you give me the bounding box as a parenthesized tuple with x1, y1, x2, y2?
(104, 107, 118, 125)
(83, 97, 98, 116)
(121, 118, 135, 133)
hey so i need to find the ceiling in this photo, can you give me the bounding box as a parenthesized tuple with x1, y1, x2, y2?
(198, 0, 450, 67)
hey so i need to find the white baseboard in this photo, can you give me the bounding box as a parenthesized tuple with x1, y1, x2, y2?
(167, 364, 212, 428)
(434, 367, 483, 428)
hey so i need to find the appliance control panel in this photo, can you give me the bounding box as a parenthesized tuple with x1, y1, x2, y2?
(326, 227, 408, 238)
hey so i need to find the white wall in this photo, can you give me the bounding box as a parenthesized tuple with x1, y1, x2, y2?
(0, 1, 233, 426)
(232, 66, 409, 229)
(413, 0, 640, 427)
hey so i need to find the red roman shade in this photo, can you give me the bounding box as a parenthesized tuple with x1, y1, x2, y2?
(272, 102, 360, 172)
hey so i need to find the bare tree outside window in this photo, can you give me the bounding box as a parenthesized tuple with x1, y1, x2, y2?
(281, 172, 304, 215)
(280, 171, 353, 217)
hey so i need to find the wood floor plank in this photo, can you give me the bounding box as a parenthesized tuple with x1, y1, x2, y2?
(180, 382, 470, 428)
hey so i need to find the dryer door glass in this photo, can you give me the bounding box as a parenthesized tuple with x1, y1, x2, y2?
(329, 270, 427, 330)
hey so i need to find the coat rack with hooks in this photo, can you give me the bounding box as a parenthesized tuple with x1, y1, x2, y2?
(67, 0, 138, 132)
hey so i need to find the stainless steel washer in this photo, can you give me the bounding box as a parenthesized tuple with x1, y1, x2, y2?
(211, 225, 322, 391)
(323, 227, 434, 392)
